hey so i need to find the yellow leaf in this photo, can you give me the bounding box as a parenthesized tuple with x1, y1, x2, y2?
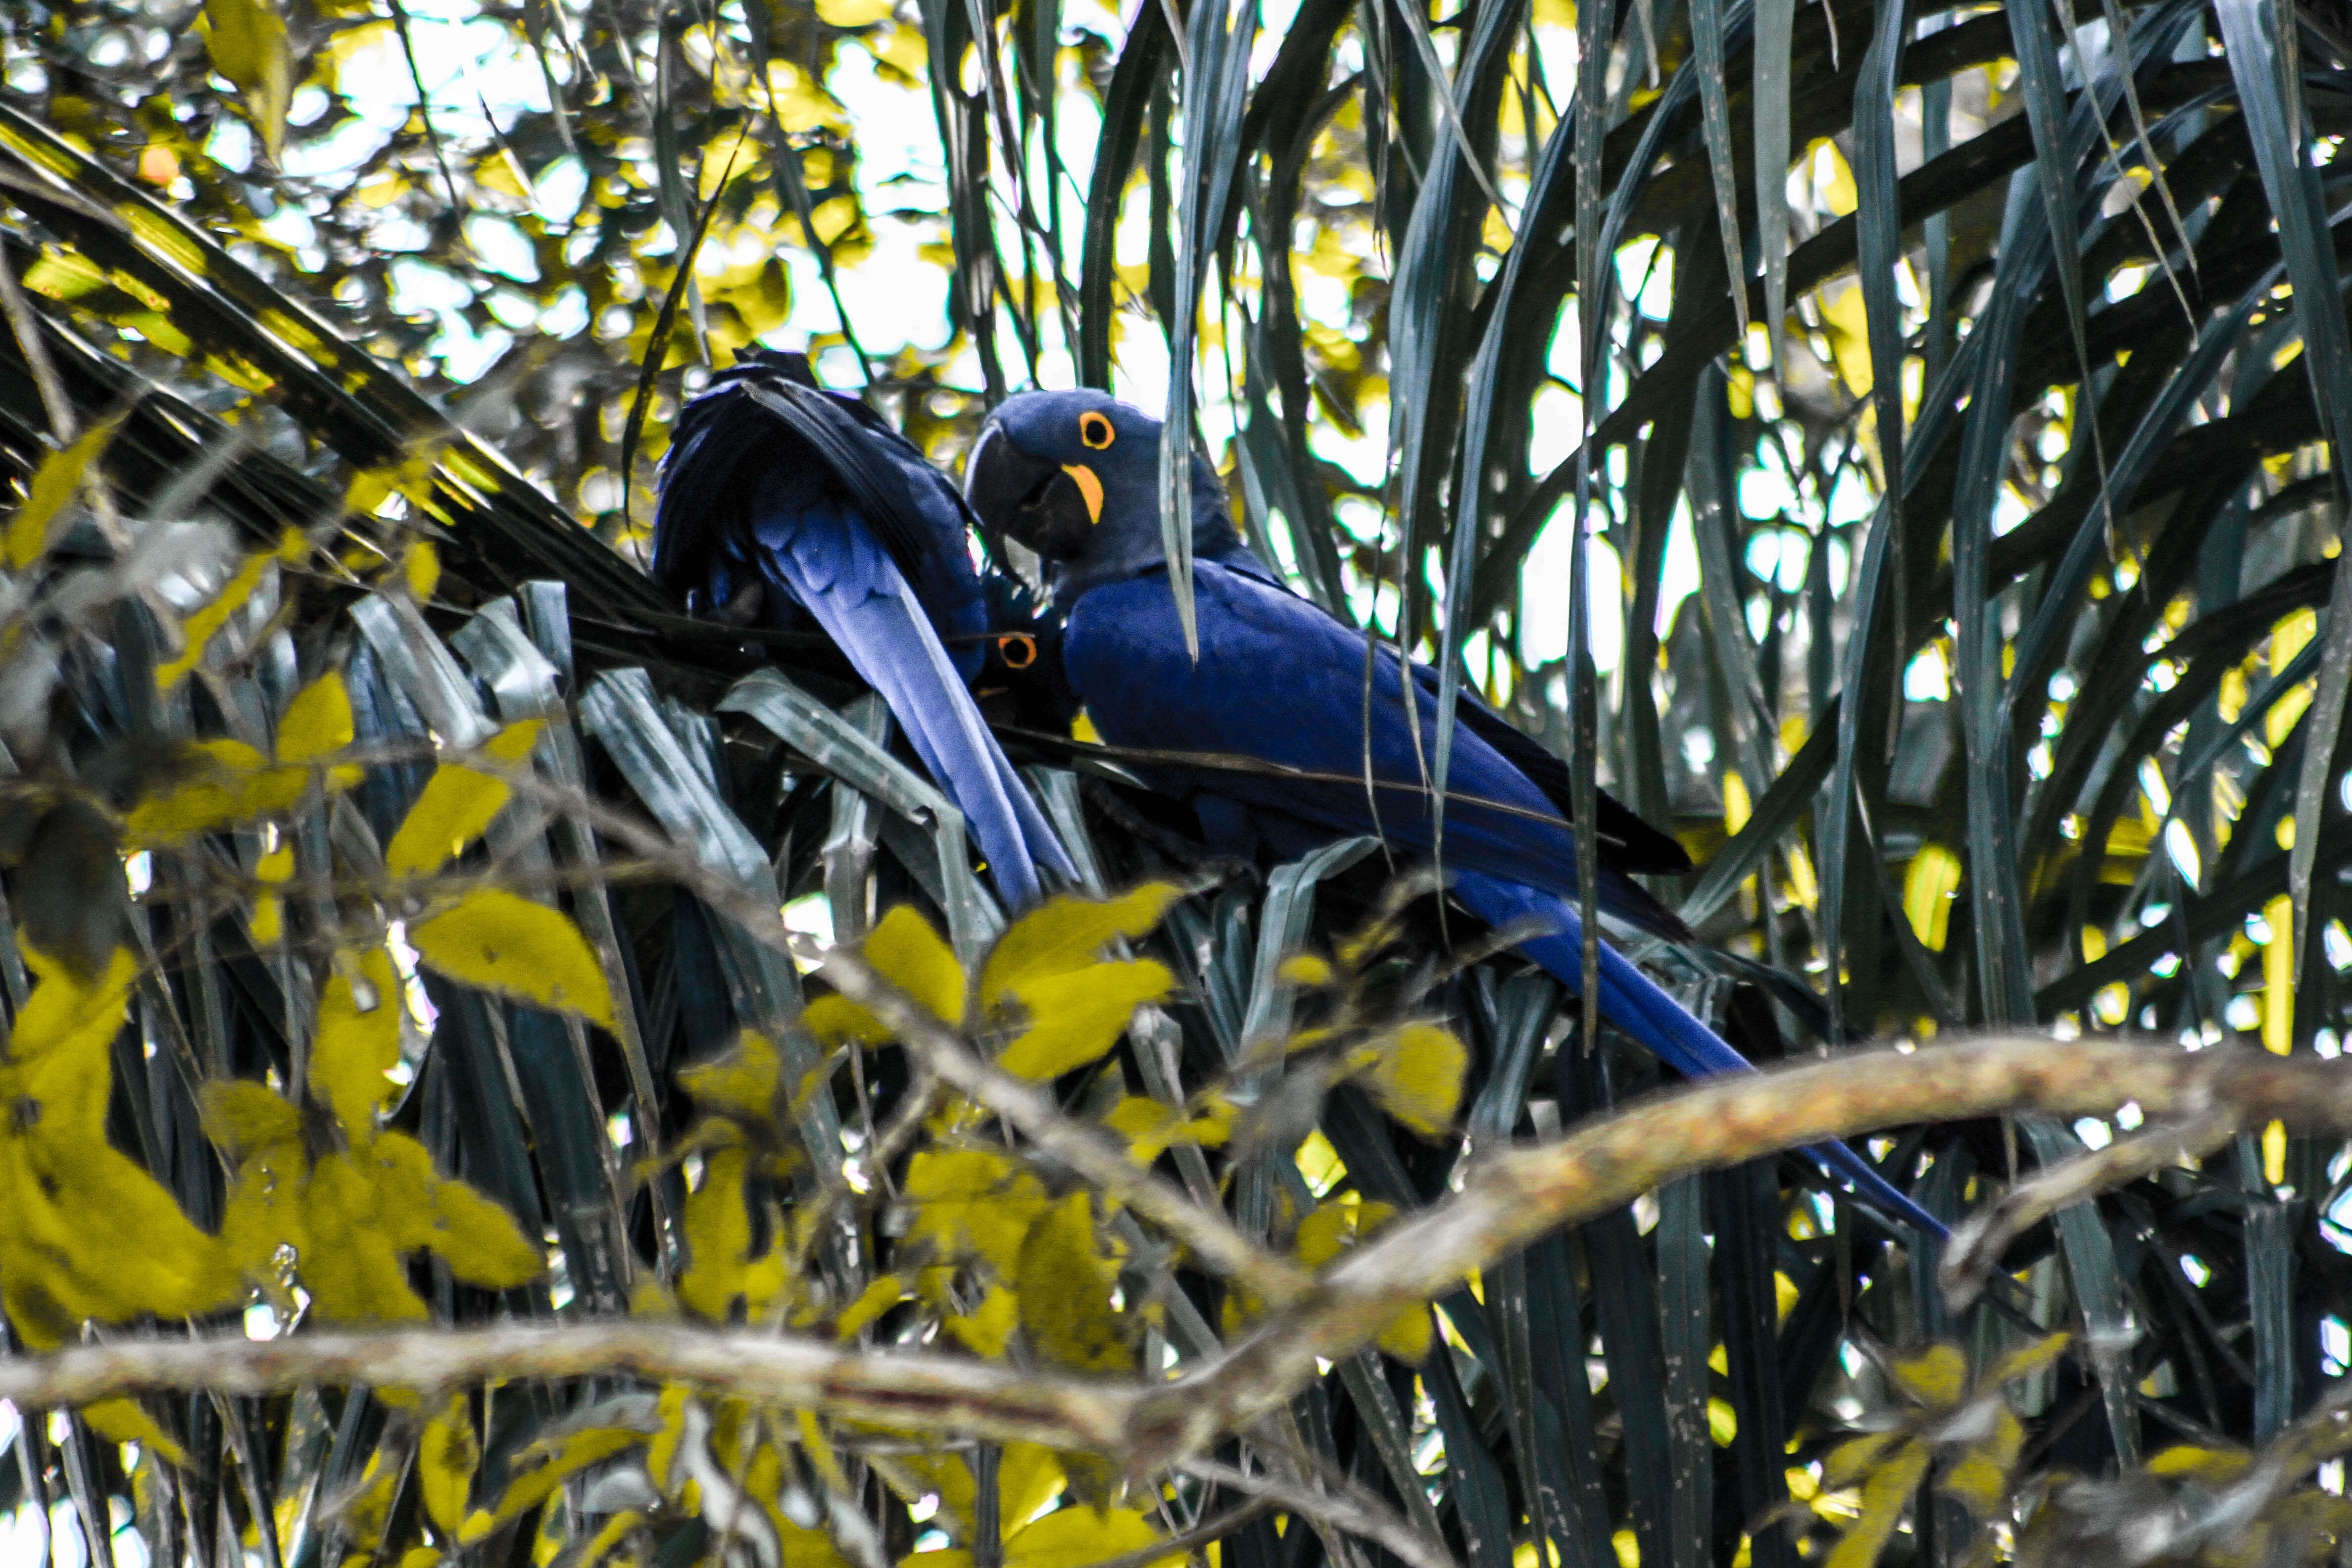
(405, 539, 441, 601)
(815, 0, 895, 22)
(278, 673, 355, 762)
(1888, 1344, 1967, 1406)
(995, 961, 1172, 1081)
(419, 1394, 479, 1534)
(1277, 953, 1333, 987)
(11, 945, 138, 1071)
(1375, 1306, 1433, 1364)
(2145, 1444, 2252, 1483)
(678, 1145, 789, 1321)
(1293, 1197, 1399, 1268)
(155, 547, 276, 689)
(902, 1148, 1046, 1277)
(1938, 1406, 2023, 1518)
(5, 418, 119, 569)
(201, 0, 292, 160)
(944, 1285, 1019, 1357)
(573, 1510, 646, 1568)
(384, 720, 541, 877)
(1101, 1096, 1229, 1163)
(1826, 1444, 1930, 1568)
(83, 1398, 189, 1466)
(1981, 1332, 2071, 1389)
(200, 1079, 303, 1155)
(1366, 1023, 1467, 1137)
(678, 1031, 783, 1119)
(864, 905, 965, 1022)
(461, 1427, 643, 1543)
(978, 884, 1182, 1011)
(1016, 1194, 1131, 1376)
(311, 948, 403, 1134)
(409, 889, 616, 1028)
(1901, 845, 1962, 952)
(410, 1144, 544, 1287)
(1002, 1507, 1179, 1568)
(804, 993, 888, 1047)
(834, 1274, 908, 1341)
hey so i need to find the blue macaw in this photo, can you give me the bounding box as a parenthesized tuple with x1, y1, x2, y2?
(963, 389, 1944, 1240)
(654, 351, 1075, 906)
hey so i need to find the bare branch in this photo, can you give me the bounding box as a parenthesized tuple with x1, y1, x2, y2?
(0, 1323, 1136, 1453)
(1940, 1107, 2238, 1310)
(1127, 1037, 2352, 1465)
(1176, 1459, 1456, 1568)
(9, 1038, 2344, 1480)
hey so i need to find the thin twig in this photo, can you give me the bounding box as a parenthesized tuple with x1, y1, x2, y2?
(808, 940, 1310, 1304)
(1939, 1106, 2238, 1309)
(1176, 1459, 1455, 1568)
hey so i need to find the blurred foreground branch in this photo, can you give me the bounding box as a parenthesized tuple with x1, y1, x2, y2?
(3, 1038, 2344, 1472)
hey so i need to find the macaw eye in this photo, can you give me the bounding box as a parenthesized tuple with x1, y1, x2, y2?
(1078, 411, 1116, 449)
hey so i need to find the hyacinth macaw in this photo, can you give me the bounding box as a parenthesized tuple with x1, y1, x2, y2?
(963, 389, 1944, 1240)
(653, 351, 1074, 906)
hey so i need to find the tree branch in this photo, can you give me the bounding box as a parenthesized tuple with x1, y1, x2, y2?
(0, 1323, 1136, 1453)
(8, 1039, 2342, 1478)
(1124, 1037, 2352, 1465)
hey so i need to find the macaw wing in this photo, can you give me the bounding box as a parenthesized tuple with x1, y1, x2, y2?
(750, 484, 1075, 907)
(1451, 871, 1946, 1241)
(1067, 564, 1664, 918)
(735, 379, 979, 626)
(1411, 665, 1695, 876)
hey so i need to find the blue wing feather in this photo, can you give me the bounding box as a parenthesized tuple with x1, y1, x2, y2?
(1451, 872, 1945, 1238)
(655, 353, 1074, 905)
(1065, 560, 1945, 1240)
(746, 476, 1074, 907)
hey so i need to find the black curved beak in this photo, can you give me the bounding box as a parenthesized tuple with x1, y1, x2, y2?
(965, 422, 1058, 533)
(965, 420, 1097, 560)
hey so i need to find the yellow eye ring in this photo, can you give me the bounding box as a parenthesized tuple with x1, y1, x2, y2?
(1078, 410, 1116, 449)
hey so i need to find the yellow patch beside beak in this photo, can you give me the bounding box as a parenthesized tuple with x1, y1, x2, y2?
(1061, 463, 1105, 524)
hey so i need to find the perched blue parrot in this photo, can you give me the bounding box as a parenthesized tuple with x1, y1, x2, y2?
(964, 390, 1944, 1240)
(654, 352, 1075, 906)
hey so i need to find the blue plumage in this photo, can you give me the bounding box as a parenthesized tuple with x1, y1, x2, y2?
(654, 353, 1074, 906)
(965, 389, 1945, 1241)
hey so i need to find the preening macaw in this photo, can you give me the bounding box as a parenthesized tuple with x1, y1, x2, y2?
(964, 389, 1944, 1241)
(653, 352, 1075, 906)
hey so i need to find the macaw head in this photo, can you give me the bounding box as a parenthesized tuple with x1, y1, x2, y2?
(963, 390, 1243, 594)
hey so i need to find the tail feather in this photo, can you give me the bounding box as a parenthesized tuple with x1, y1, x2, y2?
(1452, 871, 1948, 1241)
(763, 539, 1076, 907)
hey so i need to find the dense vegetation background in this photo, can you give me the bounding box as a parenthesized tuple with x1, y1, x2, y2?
(5, 0, 2352, 1561)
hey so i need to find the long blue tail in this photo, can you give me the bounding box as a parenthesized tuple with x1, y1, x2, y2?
(759, 513, 1076, 908)
(1453, 871, 1948, 1242)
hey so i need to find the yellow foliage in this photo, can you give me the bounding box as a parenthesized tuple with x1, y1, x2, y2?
(1016, 1193, 1133, 1376)
(126, 672, 363, 843)
(384, 720, 544, 877)
(0, 947, 240, 1348)
(419, 1395, 481, 1534)
(308, 949, 403, 1134)
(678, 1144, 791, 1321)
(1902, 845, 1962, 951)
(1101, 1095, 1232, 1163)
(678, 1030, 784, 1120)
(200, 0, 293, 159)
(408, 888, 617, 1028)
(903, 1505, 1180, 1568)
(1364, 1022, 1468, 1137)
(902, 1147, 1047, 1278)
(4, 417, 120, 569)
(203, 951, 543, 1322)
